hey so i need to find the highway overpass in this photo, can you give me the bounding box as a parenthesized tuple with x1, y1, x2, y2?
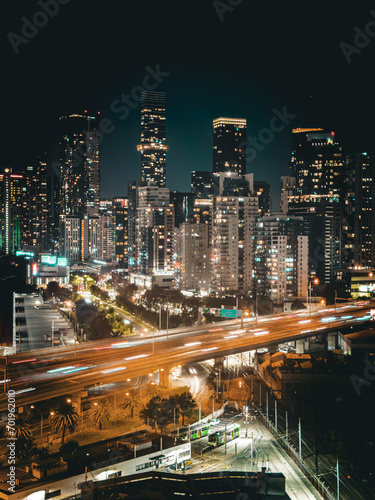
(1, 301, 374, 411)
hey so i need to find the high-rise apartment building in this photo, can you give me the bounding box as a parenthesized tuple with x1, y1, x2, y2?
(60, 215, 81, 262)
(254, 215, 308, 302)
(213, 118, 247, 175)
(288, 128, 344, 283)
(289, 128, 343, 202)
(254, 180, 271, 216)
(135, 185, 174, 274)
(99, 200, 114, 263)
(176, 223, 210, 291)
(112, 198, 128, 266)
(342, 153, 375, 269)
(0, 161, 48, 255)
(137, 92, 168, 187)
(191, 171, 219, 198)
(21, 161, 48, 251)
(170, 191, 195, 227)
(280, 176, 295, 214)
(0, 168, 24, 254)
(211, 195, 258, 293)
(85, 129, 101, 216)
(58, 113, 100, 218)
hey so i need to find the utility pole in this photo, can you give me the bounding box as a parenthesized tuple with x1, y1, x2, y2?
(114, 394, 117, 426)
(286, 411, 288, 442)
(337, 456, 340, 500)
(218, 367, 221, 401)
(224, 423, 227, 454)
(166, 296, 169, 341)
(298, 417, 302, 458)
(275, 399, 277, 432)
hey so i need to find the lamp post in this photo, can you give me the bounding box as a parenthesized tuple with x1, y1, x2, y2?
(309, 278, 319, 315)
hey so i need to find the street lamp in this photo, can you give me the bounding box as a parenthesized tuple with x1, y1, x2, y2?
(241, 309, 250, 328)
(309, 278, 319, 315)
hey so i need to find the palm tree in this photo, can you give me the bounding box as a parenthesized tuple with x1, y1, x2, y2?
(89, 399, 111, 429)
(5, 414, 33, 441)
(50, 402, 79, 443)
(120, 388, 142, 418)
(5, 415, 34, 460)
(141, 382, 162, 402)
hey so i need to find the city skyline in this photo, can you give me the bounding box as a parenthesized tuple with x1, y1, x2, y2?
(2, 3, 375, 498)
(3, 3, 375, 205)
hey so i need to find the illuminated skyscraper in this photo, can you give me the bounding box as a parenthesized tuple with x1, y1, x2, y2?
(0, 168, 24, 254)
(137, 92, 168, 187)
(135, 185, 174, 274)
(112, 197, 128, 266)
(288, 128, 344, 283)
(289, 128, 343, 202)
(85, 129, 101, 216)
(58, 113, 101, 218)
(213, 118, 247, 175)
(342, 153, 375, 269)
(22, 160, 48, 250)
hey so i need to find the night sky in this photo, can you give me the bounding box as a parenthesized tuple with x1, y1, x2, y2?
(2, 1, 375, 206)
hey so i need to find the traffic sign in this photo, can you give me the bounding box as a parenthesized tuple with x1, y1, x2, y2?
(221, 308, 241, 318)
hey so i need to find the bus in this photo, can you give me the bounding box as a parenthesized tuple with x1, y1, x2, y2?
(207, 424, 240, 447)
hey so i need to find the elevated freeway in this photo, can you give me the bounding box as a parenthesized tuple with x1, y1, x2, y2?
(1, 302, 373, 411)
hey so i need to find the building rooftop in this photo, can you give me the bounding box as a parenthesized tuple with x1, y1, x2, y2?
(0, 429, 184, 497)
(81, 470, 290, 499)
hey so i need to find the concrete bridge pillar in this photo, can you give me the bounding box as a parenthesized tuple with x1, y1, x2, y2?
(296, 340, 305, 354)
(327, 332, 337, 350)
(71, 390, 88, 413)
(159, 368, 170, 389)
(304, 337, 310, 352)
(214, 357, 225, 369)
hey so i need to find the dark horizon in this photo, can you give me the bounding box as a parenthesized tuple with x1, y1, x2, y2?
(2, 2, 375, 206)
